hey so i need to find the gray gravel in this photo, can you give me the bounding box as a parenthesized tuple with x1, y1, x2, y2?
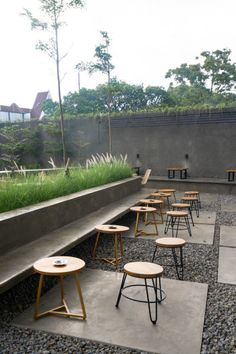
(0, 193, 235, 354)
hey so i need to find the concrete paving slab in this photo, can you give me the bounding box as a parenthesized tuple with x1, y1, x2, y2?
(221, 201, 236, 212)
(218, 247, 236, 285)
(193, 211, 216, 225)
(125, 221, 214, 245)
(175, 192, 218, 203)
(220, 226, 236, 247)
(13, 269, 208, 354)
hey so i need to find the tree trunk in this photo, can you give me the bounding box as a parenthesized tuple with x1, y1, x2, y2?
(54, 11, 67, 166)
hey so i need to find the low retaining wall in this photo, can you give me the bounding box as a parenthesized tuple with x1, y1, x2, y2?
(0, 177, 141, 255)
(147, 177, 236, 194)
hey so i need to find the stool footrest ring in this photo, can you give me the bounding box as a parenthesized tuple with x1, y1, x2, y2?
(120, 284, 166, 303)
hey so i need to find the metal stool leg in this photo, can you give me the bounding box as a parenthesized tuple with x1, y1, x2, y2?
(164, 215, 171, 234)
(115, 272, 127, 307)
(144, 278, 158, 324)
(152, 245, 157, 262)
(185, 216, 192, 237)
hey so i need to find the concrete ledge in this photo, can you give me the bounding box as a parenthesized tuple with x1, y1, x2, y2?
(0, 176, 141, 254)
(0, 187, 154, 294)
(147, 176, 236, 194)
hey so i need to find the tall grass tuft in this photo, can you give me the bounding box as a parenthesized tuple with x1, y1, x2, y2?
(0, 154, 133, 213)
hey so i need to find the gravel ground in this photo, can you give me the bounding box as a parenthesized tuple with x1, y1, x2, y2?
(0, 193, 235, 354)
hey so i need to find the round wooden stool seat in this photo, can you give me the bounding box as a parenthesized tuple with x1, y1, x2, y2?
(130, 206, 159, 236)
(124, 261, 163, 279)
(164, 210, 192, 237)
(181, 196, 198, 202)
(34, 256, 85, 275)
(139, 199, 163, 205)
(172, 203, 190, 208)
(130, 206, 156, 213)
(184, 191, 199, 196)
(116, 261, 166, 324)
(152, 238, 186, 280)
(33, 256, 86, 320)
(158, 188, 176, 193)
(150, 192, 171, 198)
(95, 224, 129, 233)
(93, 224, 129, 268)
(155, 237, 186, 248)
(166, 210, 188, 217)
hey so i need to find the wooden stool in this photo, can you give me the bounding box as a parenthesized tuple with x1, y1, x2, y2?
(184, 191, 201, 208)
(115, 261, 165, 324)
(152, 237, 186, 280)
(139, 199, 164, 224)
(158, 189, 177, 202)
(164, 211, 192, 237)
(130, 206, 158, 236)
(172, 202, 194, 226)
(150, 192, 171, 211)
(93, 224, 129, 268)
(181, 196, 200, 217)
(33, 256, 86, 320)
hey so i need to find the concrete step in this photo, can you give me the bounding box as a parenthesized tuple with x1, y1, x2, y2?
(0, 188, 154, 293)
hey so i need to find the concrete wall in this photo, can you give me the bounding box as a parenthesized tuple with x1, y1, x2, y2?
(2, 109, 236, 178)
(0, 177, 141, 254)
(63, 109, 236, 178)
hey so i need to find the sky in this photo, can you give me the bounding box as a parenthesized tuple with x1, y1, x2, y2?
(0, 0, 236, 108)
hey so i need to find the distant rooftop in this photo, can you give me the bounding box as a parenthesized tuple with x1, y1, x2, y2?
(0, 91, 50, 123)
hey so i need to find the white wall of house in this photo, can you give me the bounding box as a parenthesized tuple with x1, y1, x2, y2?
(0, 112, 31, 122)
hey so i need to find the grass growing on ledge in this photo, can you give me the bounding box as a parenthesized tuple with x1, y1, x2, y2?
(0, 154, 133, 213)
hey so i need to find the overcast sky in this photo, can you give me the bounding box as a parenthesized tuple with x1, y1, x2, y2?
(0, 0, 235, 108)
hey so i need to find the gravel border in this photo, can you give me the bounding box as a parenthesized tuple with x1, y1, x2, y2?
(0, 194, 235, 354)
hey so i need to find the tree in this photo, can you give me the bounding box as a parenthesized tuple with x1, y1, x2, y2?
(165, 48, 236, 97)
(165, 63, 207, 87)
(22, 0, 84, 166)
(42, 98, 59, 117)
(145, 86, 172, 107)
(201, 49, 236, 93)
(76, 31, 114, 153)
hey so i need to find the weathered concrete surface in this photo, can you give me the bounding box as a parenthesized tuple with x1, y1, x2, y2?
(126, 220, 214, 245)
(218, 247, 236, 285)
(220, 226, 236, 247)
(14, 268, 208, 354)
(147, 177, 236, 194)
(193, 211, 216, 225)
(0, 187, 155, 294)
(221, 201, 236, 212)
(0, 177, 141, 254)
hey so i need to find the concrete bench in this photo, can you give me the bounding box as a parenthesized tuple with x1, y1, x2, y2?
(167, 167, 188, 179)
(226, 169, 236, 182)
(0, 178, 155, 294)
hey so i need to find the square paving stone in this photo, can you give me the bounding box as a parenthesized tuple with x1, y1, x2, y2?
(220, 226, 236, 247)
(125, 221, 214, 245)
(192, 211, 216, 225)
(221, 201, 236, 212)
(13, 269, 208, 354)
(218, 247, 236, 285)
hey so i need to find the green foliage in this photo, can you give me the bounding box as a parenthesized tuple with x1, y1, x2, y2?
(0, 156, 132, 213)
(0, 124, 41, 168)
(166, 48, 236, 95)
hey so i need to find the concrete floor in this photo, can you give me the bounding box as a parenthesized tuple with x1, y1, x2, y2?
(125, 217, 215, 245)
(13, 268, 208, 354)
(218, 225, 236, 285)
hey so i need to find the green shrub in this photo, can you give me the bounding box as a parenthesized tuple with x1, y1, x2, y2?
(0, 154, 132, 213)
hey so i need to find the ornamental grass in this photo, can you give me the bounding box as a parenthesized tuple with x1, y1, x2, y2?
(0, 154, 132, 213)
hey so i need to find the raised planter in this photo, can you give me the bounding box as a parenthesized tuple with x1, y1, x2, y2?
(0, 176, 141, 255)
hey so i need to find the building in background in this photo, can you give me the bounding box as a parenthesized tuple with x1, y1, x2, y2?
(0, 91, 50, 123)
